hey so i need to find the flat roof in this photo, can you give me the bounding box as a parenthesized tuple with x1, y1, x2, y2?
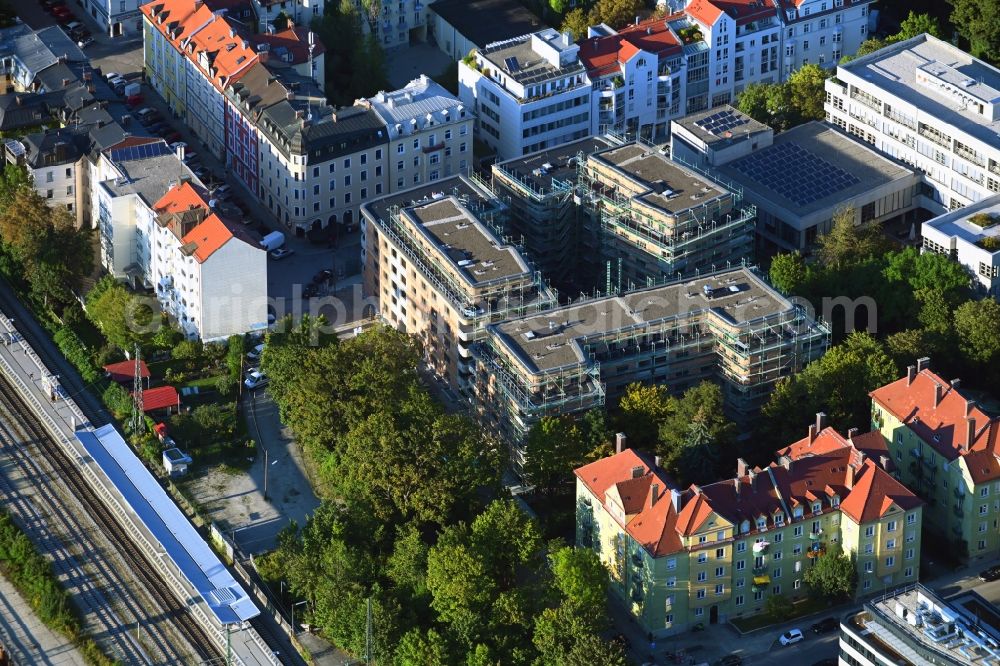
(480, 34, 585, 87)
(429, 0, 542, 48)
(672, 105, 771, 150)
(864, 584, 1000, 665)
(405, 197, 531, 286)
(362, 175, 501, 227)
(594, 143, 727, 214)
(491, 267, 792, 373)
(76, 424, 258, 625)
(718, 122, 914, 218)
(923, 193, 1000, 251)
(102, 150, 205, 207)
(493, 136, 614, 194)
(838, 34, 1000, 150)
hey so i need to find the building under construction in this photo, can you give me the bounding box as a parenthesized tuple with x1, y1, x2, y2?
(361, 176, 557, 387)
(471, 266, 830, 470)
(490, 136, 757, 296)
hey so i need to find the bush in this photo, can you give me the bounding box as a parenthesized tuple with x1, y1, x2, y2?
(215, 374, 236, 398)
(52, 326, 99, 384)
(102, 381, 132, 420)
(226, 335, 244, 382)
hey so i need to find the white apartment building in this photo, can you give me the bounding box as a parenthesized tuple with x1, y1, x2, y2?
(458, 28, 591, 160)
(148, 181, 269, 340)
(85, 0, 144, 37)
(355, 0, 428, 50)
(778, 0, 872, 74)
(825, 34, 1000, 214)
(923, 194, 1000, 297)
(365, 75, 473, 189)
(249, 0, 325, 31)
(94, 140, 267, 340)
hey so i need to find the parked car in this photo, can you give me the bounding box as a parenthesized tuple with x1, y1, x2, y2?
(979, 566, 1000, 582)
(213, 184, 232, 199)
(246, 343, 264, 361)
(779, 629, 803, 646)
(64, 20, 83, 35)
(243, 370, 268, 390)
(103, 71, 119, 82)
(716, 656, 743, 666)
(269, 247, 294, 260)
(125, 94, 143, 107)
(183, 150, 198, 163)
(147, 122, 168, 135)
(192, 167, 209, 181)
(810, 618, 839, 634)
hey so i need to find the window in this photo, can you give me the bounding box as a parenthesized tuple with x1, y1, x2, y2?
(794, 579, 801, 590)
(864, 580, 871, 590)
(737, 542, 746, 553)
(344, 175, 351, 187)
(697, 571, 707, 582)
(737, 577, 745, 588)
(980, 540, 988, 550)
(697, 589, 706, 599)
(774, 533, 783, 543)
(864, 561, 873, 573)
(715, 584, 725, 596)
(864, 543, 874, 555)
(887, 521, 897, 532)
(397, 144, 404, 154)
(906, 548, 914, 560)
(698, 552, 708, 563)
(716, 566, 725, 577)
(754, 590, 763, 601)
(772, 585, 781, 595)
(981, 522, 989, 533)
(812, 502, 821, 514)
(735, 595, 744, 606)
(756, 517, 767, 530)
(716, 548, 725, 559)
(736, 560, 746, 571)
(793, 526, 802, 537)
(665, 613, 674, 625)
(413, 139, 419, 149)
(793, 544, 802, 556)
(905, 567, 913, 577)
(343, 158, 351, 169)
(344, 193, 351, 204)
(699, 536, 707, 544)
(773, 567, 781, 578)
(885, 556, 895, 567)
(865, 526, 875, 538)
(667, 576, 677, 587)
(667, 558, 676, 570)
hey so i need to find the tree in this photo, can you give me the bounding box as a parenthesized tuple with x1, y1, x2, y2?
(803, 549, 858, 599)
(815, 207, 887, 268)
(560, 8, 592, 40)
(951, 0, 1000, 63)
(736, 84, 771, 124)
(427, 525, 498, 646)
(765, 594, 794, 621)
(523, 416, 591, 495)
(590, 0, 642, 29)
(883, 247, 971, 307)
(955, 299, 1000, 364)
(787, 64, 829, 121)
(172, 339, 204, 368)
(0, 163, 31, 210)
(768, 251, 808, 295)
(548, 0, 567, 16)
(85, 278, 154, 350)
(548, 546, 608, 619)
(656, 382, 736, 484)
(616, 382, 672, 449)
(272, 10, 290, 30)
(896, 11, 943, 40)
(395, 628, 452, 665)
(758, 332, 898, 458)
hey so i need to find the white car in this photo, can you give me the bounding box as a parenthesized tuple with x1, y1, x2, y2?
(244, 370, 268, 389)
(246, 343, 265, 361)
(779, 629, 803, 646)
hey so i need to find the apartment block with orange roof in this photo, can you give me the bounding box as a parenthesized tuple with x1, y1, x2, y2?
(870, 357, 1000, 562)
(576, 421, 922, 638)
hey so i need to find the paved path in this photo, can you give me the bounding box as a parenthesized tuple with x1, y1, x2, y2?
(0, 575, 87, 666)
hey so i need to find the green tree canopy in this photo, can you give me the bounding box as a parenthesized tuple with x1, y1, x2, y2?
(560, 8, 591, 40)
(815, 207, 889, 268)
(951, 0, 1000, 64)
(85, 277, 154, 351)
(955, 299, 1000, 365)
(616, 382, 672, 449)
(786, 63, 830, 120)
(803, 548, 858, 599)
(523, 414, 609, 495)
(656, 381, 736, 485)
(896, 11, 944, 40)
(768, 251, 808, 295)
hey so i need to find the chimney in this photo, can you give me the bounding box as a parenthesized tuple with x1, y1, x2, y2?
(816, 412, 827, 432)
(934, 382, 944, 408)
(916, 356, 931, 372)
(965, 417, 976, 451)
(670, 488, 682, 514)
(734, 477, 741, 496)
(847, 427, 859, 441)
(749, 469, 757, 493)
(176, 144, 185, 161)
(846, 464, 855, 489)
(631, 465, 644, 478)
(634, 15, 640, 24)
(655, 455, 662, 469)
(966, 400, 976, 418)
(781, 456, 792, 472)
(951, 378, 962, 390)
(879, 455, 890, 470)
(651, 483, 660, 507)
(808, 424, 817, 443)
(286, 91, 294, 100)
(615, 432, 627, 454)
(61, 78, 70, 87)
(907, 365, 916, 385)
(737, 457, 748, 478)
(121, 115, 131, 128)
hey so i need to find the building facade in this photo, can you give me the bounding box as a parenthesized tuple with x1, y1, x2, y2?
(778, 0, 872, 74)
(825, 34, 1000, 215)
(576, 424, 922, 638)
(871, 360, 1000, 563)
(365, 75, 474, 191)
(922, 194, 1000, 297)
(458, 28, 591, 161)
(353, 0, 428, 50)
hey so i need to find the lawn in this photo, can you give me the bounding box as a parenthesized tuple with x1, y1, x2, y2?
(730, 595, 833, 633)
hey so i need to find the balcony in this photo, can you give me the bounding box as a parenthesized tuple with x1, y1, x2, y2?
(752, 541, 770, 554)
(752, 565, 767, 576)
(953, 504, 964, 518)
(808, 530, 823, 541)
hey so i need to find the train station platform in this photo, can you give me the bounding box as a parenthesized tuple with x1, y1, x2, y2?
(0, 312, 279, 666)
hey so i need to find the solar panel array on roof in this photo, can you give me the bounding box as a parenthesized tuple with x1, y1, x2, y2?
(729, 142, 860, 207)
(504, 56, 520, 72)
(108, 141, 171, 164)
(695, 109, 749, 136)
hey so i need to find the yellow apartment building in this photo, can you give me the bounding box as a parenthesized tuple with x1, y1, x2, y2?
(576, 421, 923, 638)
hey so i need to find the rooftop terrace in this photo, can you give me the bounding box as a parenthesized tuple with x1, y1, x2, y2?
(491, 267, 794, 373)
(594, 143, 727, 214)
(404, 197, 532, 287)
(923, 193, 1000, 251)
(672, 105, 771, 150)
(493, 136, 614, 196)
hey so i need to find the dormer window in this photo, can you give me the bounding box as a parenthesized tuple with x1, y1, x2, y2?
(831, 496, 840, 508)
(793, 506, 803, 519)
(774, 513, 784, 526)
(740, 520, 750, 534)
(812, 502, 822, 514)
(786, 10, 796, 20)
(756, 517, 767, 531)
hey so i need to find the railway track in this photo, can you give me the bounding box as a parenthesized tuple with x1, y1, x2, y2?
(0, 372, 221, 664)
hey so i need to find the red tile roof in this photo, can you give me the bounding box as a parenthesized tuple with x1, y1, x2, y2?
(251, 26, 326, 64)
(839, 459, 922, 524)
(182, 213, 235, 263)
(577, 426, 922, 557)
(136, 385, 179, 412)
(870, 368, 1000, 465)
(686, 0, 777, 26)
(577, 17, 683, 78)
(153, 180, 209, 216)
(104, 359, 150, 383)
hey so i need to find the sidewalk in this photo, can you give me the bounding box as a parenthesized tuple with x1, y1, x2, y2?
(0, 575, 86, 666)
